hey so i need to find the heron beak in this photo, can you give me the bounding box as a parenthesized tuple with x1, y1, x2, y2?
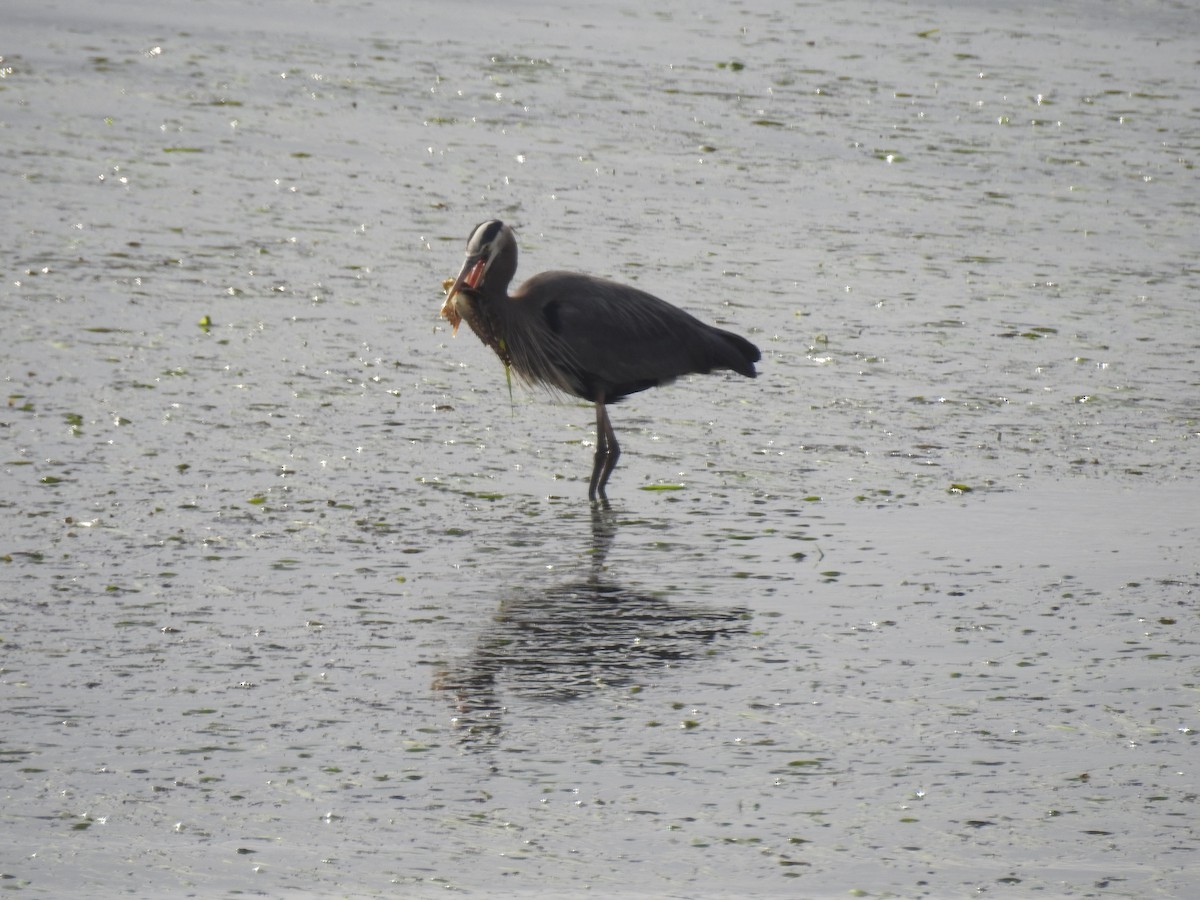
(440, 257, 487, 336)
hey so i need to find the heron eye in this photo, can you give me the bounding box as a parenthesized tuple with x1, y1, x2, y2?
(479, 243, 491, 256)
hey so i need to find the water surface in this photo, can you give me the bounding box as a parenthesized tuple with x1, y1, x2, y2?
(2, 0, 1197, 896)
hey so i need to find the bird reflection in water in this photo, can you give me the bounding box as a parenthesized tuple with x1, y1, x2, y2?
(433, 505, 749, 747)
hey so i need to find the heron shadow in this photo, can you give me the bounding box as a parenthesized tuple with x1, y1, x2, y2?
(433, 503, 750, 748)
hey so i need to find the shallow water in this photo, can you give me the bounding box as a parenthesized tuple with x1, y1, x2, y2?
(2, 0, 1197, 896)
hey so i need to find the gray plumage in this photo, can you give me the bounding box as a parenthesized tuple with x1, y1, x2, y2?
(441, 220, 760, 500)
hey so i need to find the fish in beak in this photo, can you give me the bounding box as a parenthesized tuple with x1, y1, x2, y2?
(439, 255, 488, 336)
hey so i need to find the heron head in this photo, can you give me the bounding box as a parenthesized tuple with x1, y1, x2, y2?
(446, 220, 515, 296)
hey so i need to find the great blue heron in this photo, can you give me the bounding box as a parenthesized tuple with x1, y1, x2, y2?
(440, 220, 761, 500)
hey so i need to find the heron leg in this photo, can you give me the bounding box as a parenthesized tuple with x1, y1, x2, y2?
(588, 401, 607, 501)
(589, 400, 621, 501)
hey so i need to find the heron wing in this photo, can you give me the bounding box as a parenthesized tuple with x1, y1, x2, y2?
(519, 272, 757, 402)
